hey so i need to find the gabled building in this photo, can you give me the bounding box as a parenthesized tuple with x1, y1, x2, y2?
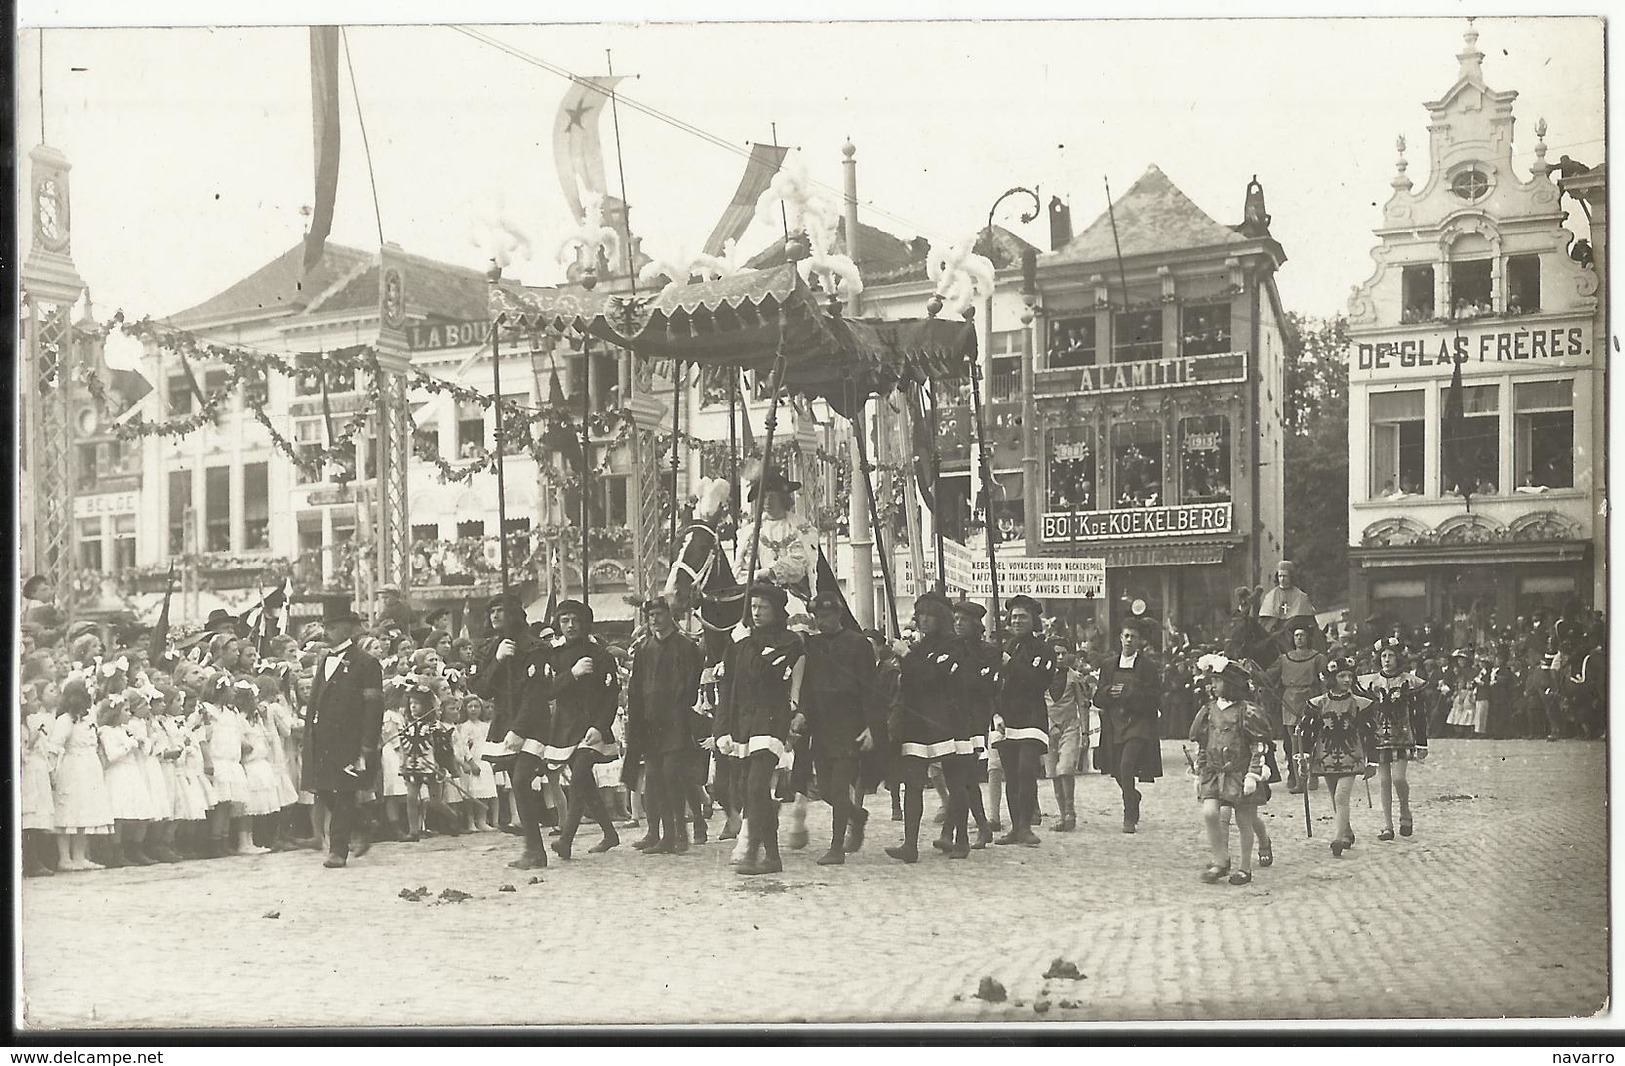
(1345, 28, 1603, 627)
(1024, 165, 1289, 640)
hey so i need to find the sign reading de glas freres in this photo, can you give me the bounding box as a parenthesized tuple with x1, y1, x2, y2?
(1351, 321, 1591, 377)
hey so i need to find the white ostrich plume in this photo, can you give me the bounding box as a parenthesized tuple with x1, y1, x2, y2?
(926, 235, 996, 317)
(557, 192, 621, 272)
(799, 251, 863, 298)
(471, 214, 534, 271)
(755, 157, 839, 256)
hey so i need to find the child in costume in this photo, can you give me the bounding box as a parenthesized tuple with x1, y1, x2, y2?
(1358, 637, 1430, 841)
(1189, 655, 1273, 885)
(1294, 657, 1376, 857)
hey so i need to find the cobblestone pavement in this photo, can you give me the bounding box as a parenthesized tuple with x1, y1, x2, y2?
(18, 739, 1609, 1029)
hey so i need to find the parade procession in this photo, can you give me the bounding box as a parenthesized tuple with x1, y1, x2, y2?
(14, 15, 1610, 1031)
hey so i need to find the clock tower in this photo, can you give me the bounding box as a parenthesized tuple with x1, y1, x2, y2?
(21, 144, 87, 600)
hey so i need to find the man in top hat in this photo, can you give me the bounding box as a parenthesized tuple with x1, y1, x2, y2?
(733, 467, 820, 613)
(994, 595, 1056, 844)
(205, 609, 244, 638)
(300, 602, 385, 868)
(469, 590, 553, 869)
(948, 599, 998, 849)
(546, 599, 624, 860)
(625, 596, 705, 855)
(1092, 617, 1164, 833)
(802, 589, 880, 864)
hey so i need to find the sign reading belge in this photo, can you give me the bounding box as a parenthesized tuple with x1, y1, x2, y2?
(1353, 323, 1589, 375)
(1041, 503, 1232, 542)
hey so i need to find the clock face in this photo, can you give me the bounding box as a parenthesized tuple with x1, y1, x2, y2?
(37, 179, 62, 241)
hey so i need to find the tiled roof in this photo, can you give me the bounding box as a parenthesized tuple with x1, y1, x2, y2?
(1046, 165, 1248, 266)
(168, 242, 375, 325)
(168, 242, 499, 326)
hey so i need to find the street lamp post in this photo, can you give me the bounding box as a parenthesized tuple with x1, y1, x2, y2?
(978, 186, 1041, 631)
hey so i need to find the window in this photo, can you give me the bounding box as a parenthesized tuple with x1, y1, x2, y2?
(113, 515, 137, 571)
(1046, 427, 1097, 512)
(1441, 385, 1500, 496)
(988, 330, 1023, 401)
(1450, 260, 1493, 318)
(1515, 380, 1574, 489)
(294, 420, 324, 484)
(932, 378, 972, 464)
(204, 466, 232, 551)
(499, 393, 530, 455)
(1110, 420, 1164, 509)
(586, 476, 630, 529)
(457, 399, 487, 459)
(1369, 390, 1425, 498)
(455, 520, 485, 540)
(1112, 310, 1163, 363)
(412, 425, 440, 462)
(1048, 316, 1097, 369)
(1180, 304, 1231, 356)
(1402, 265, 1435, 323)
(294, 359, 322, 397)
(1178, 416, 1232, 503)
(411, 523, 440, 547)
(1508, 255, 1541, 314)
(77, 518, 104, 572)
(97, 440, 132, 477)
(989, 470, 1024, 542)
(167, 374, 194, 415)
(1517, 574, 1576, 616)
(168, 470, 192, 553)
(1371, 578, 1428, 629)
(242, 368, 269, 408)
(1451, 170, 1490, 202)
(936, 473, 972, 545)
(297, 514, 324, 586)
(243, 462, 270, 548)
(75, 442, 100, 491)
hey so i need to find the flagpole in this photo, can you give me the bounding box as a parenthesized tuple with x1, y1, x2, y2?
(581, 336, 592, 599)
(486, 269, 511, 600)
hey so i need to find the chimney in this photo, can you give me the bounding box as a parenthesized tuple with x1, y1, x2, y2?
(1048, 196, 1073, 251)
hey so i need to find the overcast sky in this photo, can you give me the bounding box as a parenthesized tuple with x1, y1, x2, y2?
(14, 8, 1607, 325)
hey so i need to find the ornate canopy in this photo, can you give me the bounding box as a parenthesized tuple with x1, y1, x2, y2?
(489, 263, 977, 416)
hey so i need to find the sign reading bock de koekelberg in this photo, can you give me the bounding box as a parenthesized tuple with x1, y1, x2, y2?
(1042, 503, 1232, 542)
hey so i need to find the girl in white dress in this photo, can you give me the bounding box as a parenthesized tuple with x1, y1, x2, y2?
(100, 692, 158, 868)
(460, 695, 498, 830)
(21, 681, 58, 876)
(129, 688, 174, 864)
(50, 678, 115, 871)
(170, 691, 215, 854)
(378, 693, 410, 838)
(145, 687, 191, 862)
(234, 681, 278, 854)
(201, 675, 249, 857)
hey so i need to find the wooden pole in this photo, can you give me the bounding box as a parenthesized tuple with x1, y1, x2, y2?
(965, 308, 1001, 633)
(581, 337, 593, 598)
(853, 401, 899, 635)
(670, 360, 682, 558)
(490, 318, 511, 596)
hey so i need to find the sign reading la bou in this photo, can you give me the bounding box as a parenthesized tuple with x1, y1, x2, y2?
(1042, 503, 1232, 542)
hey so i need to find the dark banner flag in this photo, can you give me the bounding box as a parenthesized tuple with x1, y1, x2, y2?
(148, 565, 177, 665)
(304, 26, 342, 275)
(701, 143, 789, 257)
(1441, 349, 1467, 501)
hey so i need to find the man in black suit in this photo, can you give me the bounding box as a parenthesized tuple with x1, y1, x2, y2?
(300, 603, 384, 869)
(1092, 620, 1164, 834)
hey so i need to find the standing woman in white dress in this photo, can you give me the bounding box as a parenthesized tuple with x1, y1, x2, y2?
(21, 680, 59, 876)
(50, 678, 116, 871)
